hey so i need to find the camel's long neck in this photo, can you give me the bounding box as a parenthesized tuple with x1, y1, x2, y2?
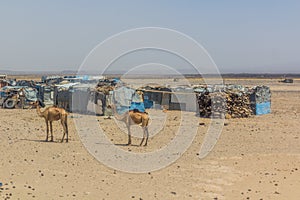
(36, 105, 44, 118)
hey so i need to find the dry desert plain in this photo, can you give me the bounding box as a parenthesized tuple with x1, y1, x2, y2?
(0, 78, 300, 200)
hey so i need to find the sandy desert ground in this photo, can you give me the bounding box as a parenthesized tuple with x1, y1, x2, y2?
(0, 78, 300, 200)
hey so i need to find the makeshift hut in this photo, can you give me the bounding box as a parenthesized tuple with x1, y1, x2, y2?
(194, 84, 271, 118)
(170, 86, 197, 112)
(112, 86, 135, 114)
(53, 83, 79, 111)
(139, 85, 171, 110)
(36, 84, 54, 105)
(137, 85, 198, 112)
(0, 79, 9, 88)
(250, 85, 271, 115)
(54, 83, 109, 115)
(0, 86, 38, 109)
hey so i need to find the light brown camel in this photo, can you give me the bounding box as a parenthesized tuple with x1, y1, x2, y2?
(32, 101, 69, 142)
(110, 104, 150, 146)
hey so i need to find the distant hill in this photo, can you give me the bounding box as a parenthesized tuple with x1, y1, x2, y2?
(0, 70, 13, 74)
(185, 73, 300, 79)
(1, 69, 300, 78)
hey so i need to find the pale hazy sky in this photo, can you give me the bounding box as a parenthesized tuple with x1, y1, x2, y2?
(0, 0, 300, 73)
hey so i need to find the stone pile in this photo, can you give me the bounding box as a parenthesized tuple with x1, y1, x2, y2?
(225, 91, 252, 118)
(195, 85, 255, 118)
(250, 85, 271, 104)
(197, 91, 226, 118)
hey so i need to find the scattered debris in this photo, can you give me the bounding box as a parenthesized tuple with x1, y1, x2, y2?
(0, 86, 38, 109)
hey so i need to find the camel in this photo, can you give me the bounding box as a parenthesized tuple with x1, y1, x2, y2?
(110, 104, 150, 146)
(32, 100, 69, 142)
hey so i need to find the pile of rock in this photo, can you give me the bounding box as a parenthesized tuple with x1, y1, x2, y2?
(250, 85, 271, 103)
(250, 85, 271, 115)
(225, 90, 252, 118)
(197, 91, 227, 118)
(195, 85, 267, 118)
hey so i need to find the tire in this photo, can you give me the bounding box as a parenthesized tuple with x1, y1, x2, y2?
(4, 99, 16, 109)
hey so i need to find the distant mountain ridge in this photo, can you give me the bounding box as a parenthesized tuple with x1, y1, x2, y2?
(1, 69, 300, 78)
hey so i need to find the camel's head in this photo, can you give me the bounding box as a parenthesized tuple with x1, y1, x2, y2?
(135, 90, 144, 101)
(30, 99, 46, 108)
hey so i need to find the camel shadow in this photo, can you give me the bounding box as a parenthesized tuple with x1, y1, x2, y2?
(20, 138, 62, 143)
(114, 143, 139, 147)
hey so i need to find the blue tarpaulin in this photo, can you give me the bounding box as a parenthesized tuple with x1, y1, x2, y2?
(253, 101, 271, 115)
(129, 102, 145, 113)
(144, 99, 153, 109)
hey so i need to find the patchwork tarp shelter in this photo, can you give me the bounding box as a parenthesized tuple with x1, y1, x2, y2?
(112, 86, 147, 114)
(170, 87, 197, 111)
(54, 83, 107, 115)
(140, 85, 171, 109)
(140, 85, 197, 112)
(53, 83, 79, 111)
(0, 86, 38, 108)
(35, 84, 54, 105)
(0, 80, 9, 88)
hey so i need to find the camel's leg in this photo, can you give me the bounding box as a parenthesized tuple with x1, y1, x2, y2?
(140, 116, 149, 146)
(61, 119, 65, 143)
(45, 120, 49, 142)
(139, 127, 146, 146)
(65, 121, 68, 143)
(127, 125, 131, 146)
(144, 127, 149, 146)
(50, 121, 54, 142)
(61, 116, 68, 142)
(140, 127, 149, 146)
(139, 136, 145, 146)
